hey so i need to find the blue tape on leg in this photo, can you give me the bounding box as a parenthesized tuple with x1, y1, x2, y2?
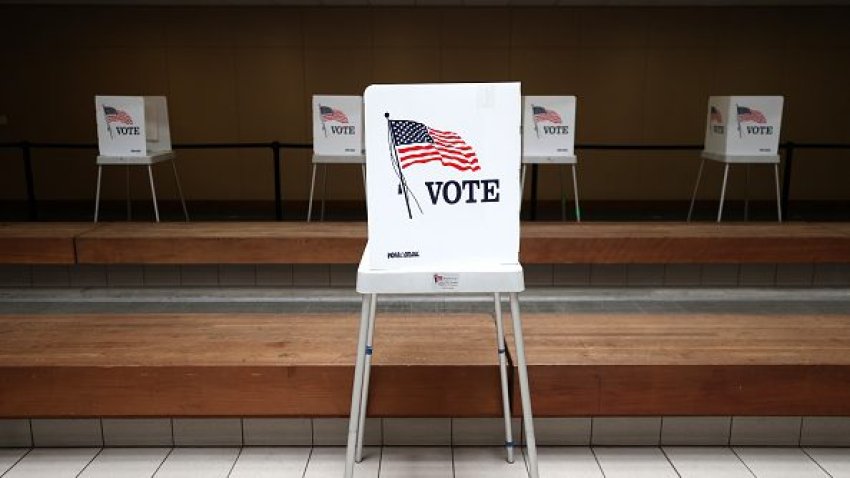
(365, 346, 373, 355)
(505, 440, 514, 447)
(498, 348, 506, 354)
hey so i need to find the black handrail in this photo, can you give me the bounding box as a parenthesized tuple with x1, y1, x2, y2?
(2, 140, 848, 221)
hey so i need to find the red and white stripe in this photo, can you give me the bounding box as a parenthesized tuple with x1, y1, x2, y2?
(397, 127, 480, 172)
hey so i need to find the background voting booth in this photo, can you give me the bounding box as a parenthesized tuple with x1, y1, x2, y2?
(346, 82, 539, 478)
(93, 95, 188, 223)
(308, 95, 365, 221)
(522, 95, 580, 221)
(688, 95, 784, 222)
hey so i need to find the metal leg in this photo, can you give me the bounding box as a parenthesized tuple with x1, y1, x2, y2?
(344, 294, 373, 478)
(355, 294, 377, 463)
(687, 158, 705, 222)
(571, 164, 581, 222)
(744, 164, 750, 221)
(147, 164, 160, 223)
(559, 165, 566, 221)
(94, 165, 103, 223)
(172, 158, 189, 221)
(126, 165, 132, 221)
(361, 164, 367, 192)
(320, 164, 328, 221)
(509, 292, 538, 478)
(307, 163, 317, 222)
(716, 163, 730, 223)
(494, 293, 515, 464)
(521, 164, 527, 197)
(774, 163, 783, 223)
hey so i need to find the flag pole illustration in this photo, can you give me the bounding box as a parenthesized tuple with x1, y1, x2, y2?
(318, 103, 328, 138)
(736, 103, 743, 138)
(384, 113, 422, 220)
(531, 104, 540, 139)
(102, 105, 113, 140)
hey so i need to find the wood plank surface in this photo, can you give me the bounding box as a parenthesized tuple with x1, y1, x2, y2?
(0, 223, 95, 264)
(69, 222, 850, 264)
(509, 314, 850, 416)
(74, 222, 368, 264)
(0, 313, 503, 417)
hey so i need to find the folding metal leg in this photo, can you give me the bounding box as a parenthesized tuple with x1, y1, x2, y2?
(172, 158, 189, 222)
(493, 293, 515, 464)
(520, 164, 528, 196)
(687, 157, 705, 222)
(559, 165, 566, 221)
(774, 163, 783, 223)
(344, 294, 373, 478)
(571, 164, 581, 222)
(355, 294, 377, 463)
(307, 163, 317, 222)
(126, 165, 132, 221)
(716, 163, 730, 223)
(147, 164, 160, 223)
(93, 165, 103, 223)
(509, 292, 538, 478)
(320, 164, 328, 221)
(361, 164, 367, 191)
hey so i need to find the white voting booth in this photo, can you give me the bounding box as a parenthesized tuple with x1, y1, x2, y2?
(522, 96, 580, 221)
(345, 83, 539, 478)
(688, 96, 784, 222)
(93, 95, 187, 222)
(308, 95, 365, 221)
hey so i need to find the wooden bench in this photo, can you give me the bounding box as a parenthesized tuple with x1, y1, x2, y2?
(511, 314, 850, 416)
(2, 312, 849, 418)
(0, 221, 839, 265)
(0, 223, 95, 264)
(0, 313, 503, 417)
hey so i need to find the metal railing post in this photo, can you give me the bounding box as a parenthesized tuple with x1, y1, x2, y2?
(22, 141, 37, 221)
(272, 141, 282, 221)
(781, 141, 794, 222)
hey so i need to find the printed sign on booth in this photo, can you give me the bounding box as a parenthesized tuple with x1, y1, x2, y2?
(522, 96, 577, 157)
(364, 83, 521, 271)
(312, 95, 363, 156)
(95, 96, 171, 157)
(704, 96, 783, 156)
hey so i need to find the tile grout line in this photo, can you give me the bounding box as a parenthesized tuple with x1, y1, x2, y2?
(73, 447, 103, 478)
(300, 446, 313, 478)
(801, 447, 836, 478)
(590, 446, 607, 478)
(658, 446, 683, 478)
(225, 446, 243, 478)
(730, 446, 758, 478)
(0, 448, 32, 478)
(150, 447, 175, 478)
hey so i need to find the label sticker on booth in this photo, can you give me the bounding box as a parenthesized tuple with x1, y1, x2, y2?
(432, 273, 460, 291)
(364, 83, 521, 270)
(313, 95, 363, 156)
(522, 96, 576, 157)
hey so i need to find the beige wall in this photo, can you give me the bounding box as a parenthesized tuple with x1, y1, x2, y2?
(0, 5, 849, 203)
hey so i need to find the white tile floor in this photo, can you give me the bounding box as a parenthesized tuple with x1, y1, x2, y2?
(1, 446, 848, 477)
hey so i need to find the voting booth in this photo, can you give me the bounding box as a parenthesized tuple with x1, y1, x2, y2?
(93, 96, 187, 222)
(345, 83, 539, 478)
(308, 95, 365, 221)
(522, 96, 580, 221)
(688, 96, 784, 222)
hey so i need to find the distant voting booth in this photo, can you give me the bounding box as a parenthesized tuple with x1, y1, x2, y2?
(688, 96, 784, 222)
(522, 95, 580, 221)
(344, 83, 539, 478)
(307, 95, 365, 221)
(93, 96, 187, 222)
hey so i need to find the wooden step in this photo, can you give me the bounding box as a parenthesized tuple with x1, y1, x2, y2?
(511, 313, 850, 416)
(0, 221, 839, 265)
(0, 313, 504, 417)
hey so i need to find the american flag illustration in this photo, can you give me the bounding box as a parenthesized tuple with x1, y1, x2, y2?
(388, 120, 480, 172)
(736, 106, 766, 124)
(710, 106, 723, 124)
(532, 105, 562, 124)
(103, 106, 133, 125)
(320, 106, 349, 123)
